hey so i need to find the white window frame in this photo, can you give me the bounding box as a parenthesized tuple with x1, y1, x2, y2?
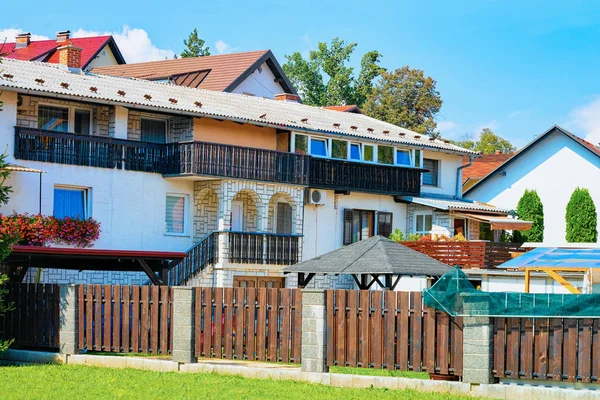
(274, 201, 294, 234)
(308, 136, 330, 158)
(412, 149, 423, 168)
(38, 103, 93, 134)
(349, 142, 362, 161)
(165, 193, 189, 236)
(140, 117, 169, 143)
(395, 149, 412, 166)
(413, 211, 433, 235)
(53, 185, 91, 219)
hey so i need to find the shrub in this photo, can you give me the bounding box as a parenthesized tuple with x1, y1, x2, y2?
(513, 189, 544, 242)
(388, 228, 405, 242)
(566, 187, 598, 243)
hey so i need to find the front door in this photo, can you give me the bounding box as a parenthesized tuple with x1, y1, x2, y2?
(231, 201, 243, 231)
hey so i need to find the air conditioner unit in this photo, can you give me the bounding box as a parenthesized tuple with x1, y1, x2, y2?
(306, 189, 327, 205)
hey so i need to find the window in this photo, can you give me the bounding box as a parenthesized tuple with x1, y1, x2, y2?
(349, 143, 361, 160)
(396, 150, 411, 166)
(53, 187, 89, 219)
(414, 212, 433, 235)
(378, 145, 394, 165)
(453, 218, 466, 237)
(276, 202, 293, 234)
(331, 139, 347, 159)
(141, 118, 167, 144)
(294, 134, 308, 155)
(377, 212, 393, 238)
(363, 145, 374, 162)
(343, 209, 374, 245)
(74, 109, 91, 135)
(422, 158, 439, 186)
(414, 150, 422, 168)
(310, 138, 328, 157)
(39, 105, 69, 132)
(166, 195, 186, 234)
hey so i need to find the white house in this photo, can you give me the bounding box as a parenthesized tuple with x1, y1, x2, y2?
(464, 126, 600, 244)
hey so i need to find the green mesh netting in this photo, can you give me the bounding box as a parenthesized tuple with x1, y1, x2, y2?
(423, 267, 600, 318)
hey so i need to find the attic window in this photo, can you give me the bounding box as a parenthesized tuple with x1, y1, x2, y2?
(89, 87, 98, 93)
(194, 101, 203, 108)
(35, 78, 45, 85)
(117, 90, 126, 97)
(144, 94, 152, 101)
(259, 113, 267, 119)
(301, 118, 308, 123)
(60, 82, 70, 89)
(383, 130, 390, 135)
(2, 74, 13, 79)
(169, 98, 178, 104)
(333, 123, 341, 128)
(350, 125, 358, 131)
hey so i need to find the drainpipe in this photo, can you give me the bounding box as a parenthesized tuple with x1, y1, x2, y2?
(456, 155, 474, 198)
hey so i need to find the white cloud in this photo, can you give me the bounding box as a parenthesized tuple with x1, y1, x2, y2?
(567, 97, 600, 144)
(437, 121, 457, 132)
(0, 28, 48, 43)
(72, 26, 174, 63)
(215, 39, 232, 54)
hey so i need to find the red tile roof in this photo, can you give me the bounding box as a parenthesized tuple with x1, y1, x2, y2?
(462, 153, 514, 183)
(2, 36, 120, 69)
(323, 105, 363, 114)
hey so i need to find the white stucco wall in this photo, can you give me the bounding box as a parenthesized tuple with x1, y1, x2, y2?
(465, 131, 600, 243)
(86, 45, 120, 70)
(421, 150, 463, 198)
(302, 190, 407, 260)
(232, 62, 286, 98)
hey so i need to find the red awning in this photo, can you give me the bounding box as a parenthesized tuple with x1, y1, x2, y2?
(456, 213, 533, 231)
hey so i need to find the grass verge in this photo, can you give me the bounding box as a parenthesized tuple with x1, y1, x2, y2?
(329, 366, 430, 379)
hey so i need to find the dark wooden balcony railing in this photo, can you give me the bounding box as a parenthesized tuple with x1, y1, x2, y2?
(309, 157, 422, 196)
(163, 141, 310, 185)
(227, 232, 301, 265)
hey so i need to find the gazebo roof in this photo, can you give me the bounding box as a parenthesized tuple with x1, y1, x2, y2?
(284, 235, 451, 276)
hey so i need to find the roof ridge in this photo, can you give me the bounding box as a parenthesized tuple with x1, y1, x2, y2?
(340, 237, 386, 274)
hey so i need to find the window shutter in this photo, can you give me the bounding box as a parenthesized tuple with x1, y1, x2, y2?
(377, 212, 393, 238)
(343, 209, 354, 245)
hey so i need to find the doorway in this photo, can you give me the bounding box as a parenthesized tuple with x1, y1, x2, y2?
(231, 201, 243, 231)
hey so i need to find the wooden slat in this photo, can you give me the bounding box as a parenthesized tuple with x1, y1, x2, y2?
(214, 287, 224, 359)
(268, 288, 279, 362)
(359, 291, 370, 367)
(94, 285, 102, 351)
(507, 318, 520, 378)
(280, 289, 291, 363)
(534, 319, 549, 381)
(346, 290, 359, 367)
(224, 288, 234, 359)
(383, 291, 396, 370)
(565, 318, 578, 382)
(170, 287, 174, 353)
(103, 285, 112, 351)
(85, 285, 93, 350)
(451, 317, 463, 377)
(126, 286, 134, 353)
(521, 318, 534, 379)
(255, 288, 267, 361)
(326, 290, 335, 366)
(424, 306, 436, 373)
(160, 286, 169, 354)
(292, 289, 302, 363)
(437, 311, 449, 375)
(550, 318, 563, 381)
(493, 318, 505, 378)
(194, 288, 201, 357)
(112, 286, 121, 352)
(234, 288, 245, 360)
(335, 289, 347, 366)
(150, 286, 159, 353)
(412, 292, 423, 372)
(579, 319, 592, 383)
(245, 288, 256, 361)
(140, 286, 149, 353)
(371, 291, 382, 369)
(592, 319, 600, 382)
(203, 287, 212, 358)
(78, 285, 84, 349)
(397, 291, 409, 371)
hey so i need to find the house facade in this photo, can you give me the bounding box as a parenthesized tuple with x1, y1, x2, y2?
(465, 126, 600, 244)
(0, 55, 512, 288)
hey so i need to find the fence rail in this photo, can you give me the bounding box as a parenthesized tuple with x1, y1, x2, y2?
(493, 317, 600, 383)
(193, 287, 302, 363)
(77, 285, 173, 354)
(326, 290, 463, 377)
(0, 283, 60, 350)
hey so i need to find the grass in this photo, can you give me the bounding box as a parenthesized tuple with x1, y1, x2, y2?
(0, 364, 477, 400)
(329, 366, 430, 379)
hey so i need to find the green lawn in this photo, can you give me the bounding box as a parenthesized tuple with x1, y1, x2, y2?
(329, 366, 430, 379)
(0, 364, 475, 400)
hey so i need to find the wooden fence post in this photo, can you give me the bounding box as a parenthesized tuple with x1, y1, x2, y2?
(59, 285, 79, 356)
(172, 287, 197, 364)
(301, 289, 328, 373)
(462, 293, 494, 384)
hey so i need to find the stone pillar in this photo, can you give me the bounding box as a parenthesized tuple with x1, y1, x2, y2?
(462, 293, 495, 384)
(301, 289, 328, 373)
(172, 287, 196, 364)
(59, 285, 79, 356)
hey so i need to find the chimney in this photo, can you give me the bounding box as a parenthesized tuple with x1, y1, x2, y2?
(495, 150, 502, 154)
(15, 32, 31, 49)
(274, 93, 300, 103)
(58, 43, 83, 73)
(56, 30, 71, 43)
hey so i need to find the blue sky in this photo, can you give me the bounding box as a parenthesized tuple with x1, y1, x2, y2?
(2, 0, 600, 148)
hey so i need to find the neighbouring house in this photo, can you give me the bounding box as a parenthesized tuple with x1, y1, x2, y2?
(1, 30, 125, 71)
(464, 125, 600, 244)
(92, 50, 297, 99)
(461, 152, 513, 193)
(0, 55, 517, 288)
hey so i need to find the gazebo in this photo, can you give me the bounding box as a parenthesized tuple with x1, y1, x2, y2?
(284, 235, 451, 289)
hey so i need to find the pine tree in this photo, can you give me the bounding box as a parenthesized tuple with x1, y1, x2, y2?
(513, 189, 544, 242)
(180, 29, 210, 58)
(566, 187, 598, 242)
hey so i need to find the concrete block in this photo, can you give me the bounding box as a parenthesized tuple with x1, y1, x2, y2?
(278, 369, 301, 381)
(557, 388, 592, 400)
(301, 290, 326, 306)
(351, 374, 375, 388)
(396, 377, 419, 390)
(301, 372, 325, 384)
(373, 376, 399, 390)
(471, 383, 507, 399)
(504, 384, 534, 400)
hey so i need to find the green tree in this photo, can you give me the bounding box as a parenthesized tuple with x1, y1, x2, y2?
(454, 128, 516, 154)
(566, 187, 598, 243)
(363, 66, 443, 137)
(180, 29, 210, 58)
(513, 189, 544, 242)
(282, 38, 384, 107)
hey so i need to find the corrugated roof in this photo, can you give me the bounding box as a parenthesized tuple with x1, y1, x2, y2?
(499, 247, 600, 269)
(400, 195, 510, 213)
(284, 235, 451, 276)
(0, 58, 476, 154)
(6, 164, 44, 173)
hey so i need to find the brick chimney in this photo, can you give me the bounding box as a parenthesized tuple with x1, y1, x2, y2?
(15, 32, 31, 49)
(274, 93, 300, 103)
(58, 43, 83, 73)
(56, 30, 71, 43)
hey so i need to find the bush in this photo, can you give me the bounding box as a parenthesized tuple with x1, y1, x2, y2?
(513, 189, 544, 242)
(566, 187, 598, 243)
(388, 228, 405, 242)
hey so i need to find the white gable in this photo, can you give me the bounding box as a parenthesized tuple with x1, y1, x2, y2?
(231, 62, 286, 98)
(86, 45, 120, 70)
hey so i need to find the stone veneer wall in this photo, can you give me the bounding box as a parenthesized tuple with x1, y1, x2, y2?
(23, 268, 148, 285)
(194, 186, 219, 239)
(467, 219, 480, 240)
(127, 111, 193, 142)
(406, 204, 452, 236)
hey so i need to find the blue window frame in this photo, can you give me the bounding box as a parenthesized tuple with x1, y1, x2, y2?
(350, 143, 361, 160)
(396, 150, 411, 166)
(310, 138, 328, 157)
(53, 187, 88, 219)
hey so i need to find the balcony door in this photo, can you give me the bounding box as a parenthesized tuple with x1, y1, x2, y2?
(231, 201, 243, 232)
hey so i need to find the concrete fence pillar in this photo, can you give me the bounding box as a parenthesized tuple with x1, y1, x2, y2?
(462, 293, 495, 384)
(172, 287, 197, 364)
(59, 285, 79, 356)
(301, 289, 328, 373)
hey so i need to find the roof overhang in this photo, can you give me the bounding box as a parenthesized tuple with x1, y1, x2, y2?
(455, 212, 532, 230)
(6, 164, 44, 173)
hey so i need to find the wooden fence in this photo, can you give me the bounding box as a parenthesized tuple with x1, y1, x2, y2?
(193, 287, 302, 363)
(326, 290, 463, 377)
(77, 285, 173, 354)
(493, 317, 600, 383)
(0, 283, 60, 350)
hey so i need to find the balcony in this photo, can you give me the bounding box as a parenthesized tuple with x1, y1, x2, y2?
(309, 157, 422, 196)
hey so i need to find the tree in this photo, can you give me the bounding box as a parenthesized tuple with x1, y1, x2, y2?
(180, 29, 210, 58)
(362, 66, 442, 136)
(454, 128, 516, 154)
(282, 38, 384, 107)
(566, 188, 598, 243)
(513, 189, 544, 242)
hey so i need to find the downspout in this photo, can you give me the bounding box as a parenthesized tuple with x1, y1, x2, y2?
(456, 155, 473, 199)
